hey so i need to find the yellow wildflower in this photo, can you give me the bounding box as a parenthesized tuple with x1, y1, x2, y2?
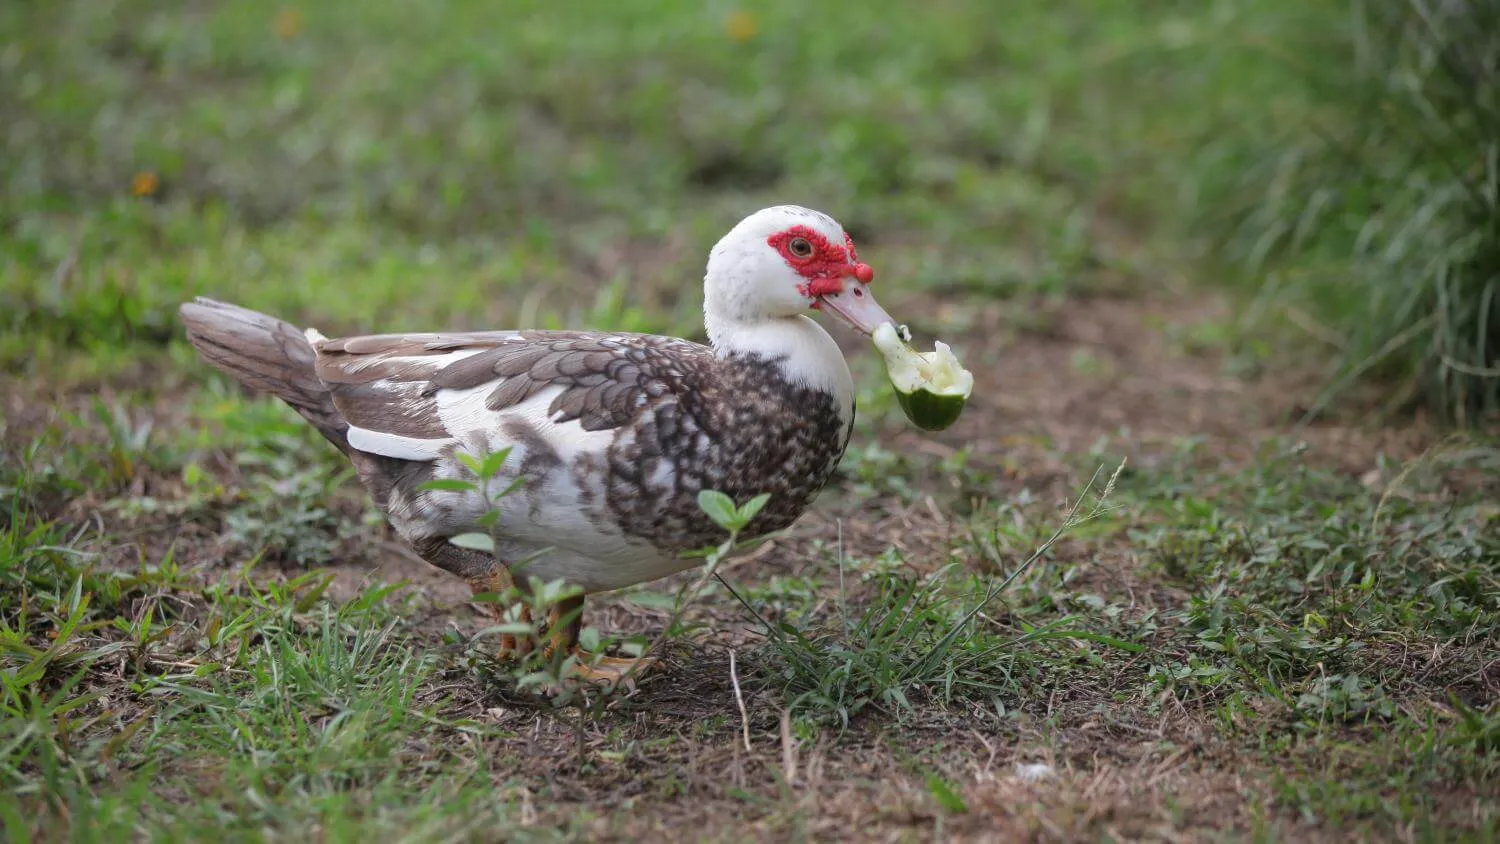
(726, 10, 757, 43)
(130, 171, 160, 198)
(274, 8, 303, 39)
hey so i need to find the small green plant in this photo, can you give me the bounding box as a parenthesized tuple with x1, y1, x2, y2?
(78, 399, 157, 488)
(221, 434, 357, 567)
(1294, 673, 1395, 723)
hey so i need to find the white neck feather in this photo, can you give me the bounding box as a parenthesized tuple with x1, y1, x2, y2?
(705, 312, 855, 422)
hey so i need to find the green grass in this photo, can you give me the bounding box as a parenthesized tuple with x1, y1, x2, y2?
(7, 1, 1492, 415)
(1105, 0, 1500, 423)
(736, 463, 1137, 730)
(0, 544, 522, 840)
(4, 408, 1495, 838)
(3, 0, 1499, 839)
(0, 0, 1124, 389)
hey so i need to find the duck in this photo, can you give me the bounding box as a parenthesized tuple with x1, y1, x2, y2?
(179, 205, 899, 684)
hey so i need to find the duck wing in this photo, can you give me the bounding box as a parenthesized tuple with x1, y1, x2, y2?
(311, 329, 710, 463)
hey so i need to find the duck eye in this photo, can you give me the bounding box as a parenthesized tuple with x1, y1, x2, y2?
(788, 237, 814, 259)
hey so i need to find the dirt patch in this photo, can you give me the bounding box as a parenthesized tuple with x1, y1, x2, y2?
(421, 667, 1313, 843)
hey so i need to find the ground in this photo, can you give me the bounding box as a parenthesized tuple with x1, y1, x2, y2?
(2, 1, 1497, 842)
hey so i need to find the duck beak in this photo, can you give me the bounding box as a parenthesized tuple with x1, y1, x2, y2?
(818, 282, 896, 336)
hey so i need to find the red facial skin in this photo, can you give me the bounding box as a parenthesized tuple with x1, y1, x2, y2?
(766, 226, 876, 306)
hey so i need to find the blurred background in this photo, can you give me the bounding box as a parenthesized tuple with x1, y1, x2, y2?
(3, 0, 1496, 426)
(2, 4, 1498, 837)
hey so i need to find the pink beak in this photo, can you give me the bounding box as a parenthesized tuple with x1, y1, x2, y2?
(818, 282, 896, 336)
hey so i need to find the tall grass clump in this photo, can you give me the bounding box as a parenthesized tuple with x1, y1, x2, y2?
(1203, 0, 1499, 424)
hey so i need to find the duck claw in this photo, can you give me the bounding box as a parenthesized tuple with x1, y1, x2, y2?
(566, 652, 659, 688)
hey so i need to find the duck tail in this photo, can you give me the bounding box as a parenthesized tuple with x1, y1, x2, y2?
(179, 297, 350, 454)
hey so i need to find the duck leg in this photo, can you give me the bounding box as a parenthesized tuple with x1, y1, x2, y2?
(413, 537, 532, 658)
(413, 538, 656, 684)
(539, 593, 659, 686)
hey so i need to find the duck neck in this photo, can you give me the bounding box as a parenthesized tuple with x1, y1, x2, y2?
(705, 310, 855, 421)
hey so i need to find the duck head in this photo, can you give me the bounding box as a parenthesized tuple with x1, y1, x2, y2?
(702, 205, 896, 340)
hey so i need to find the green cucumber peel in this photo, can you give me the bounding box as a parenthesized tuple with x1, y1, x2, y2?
(872, 322, 974, 399)
(872, 322, 973, 432)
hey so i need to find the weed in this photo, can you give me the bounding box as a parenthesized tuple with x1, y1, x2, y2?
(221, 451, 354, 567)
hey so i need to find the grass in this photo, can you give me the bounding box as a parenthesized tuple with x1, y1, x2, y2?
(0, 552, 517, 840)
(1114, 0, 1500, 423)
(2, 0, 1499, 839)
(4, 410, 1494, 838)
(738, 462, 1134, 730)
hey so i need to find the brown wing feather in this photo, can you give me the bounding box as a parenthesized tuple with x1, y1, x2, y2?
(310, 330, 714, 444)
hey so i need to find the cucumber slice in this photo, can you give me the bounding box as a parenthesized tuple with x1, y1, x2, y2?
(871, 322, 973, 431)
